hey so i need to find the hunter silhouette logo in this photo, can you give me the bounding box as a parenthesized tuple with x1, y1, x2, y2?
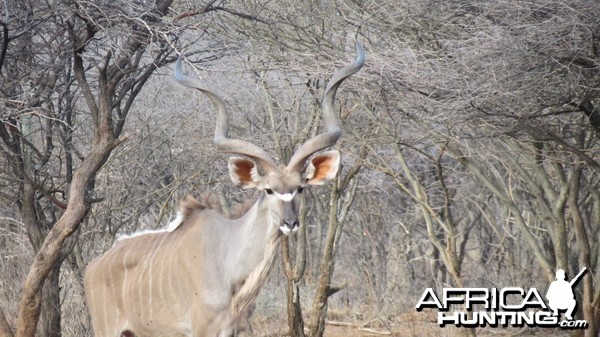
(416, 268, 589, 329)
(546, 268, 587, 321)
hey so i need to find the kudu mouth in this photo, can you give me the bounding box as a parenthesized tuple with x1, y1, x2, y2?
(279, 219, 300, 235)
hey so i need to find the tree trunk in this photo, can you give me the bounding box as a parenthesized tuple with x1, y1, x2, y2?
(281, 194, 308, 337)
(39, 267, 61, 337)
(285, 281, 305, 337)
(308, 183, 341, 337)
(0, 308, 13, 337)
(15, 133, 121, 337)
(281, 236, 306, 337)
(567, 166, 597, 337)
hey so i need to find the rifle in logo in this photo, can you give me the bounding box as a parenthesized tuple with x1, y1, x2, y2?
(546, 267, 587, 320)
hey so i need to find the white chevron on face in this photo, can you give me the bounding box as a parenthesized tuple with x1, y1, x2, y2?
(273, 190, 296, 202)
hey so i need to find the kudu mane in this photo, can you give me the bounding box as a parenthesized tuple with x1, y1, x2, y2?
(116, 193, 258, 240)
(177, 193, 258, 222)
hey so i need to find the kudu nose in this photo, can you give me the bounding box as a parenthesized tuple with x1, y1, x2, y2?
(281, 218, 299, 235)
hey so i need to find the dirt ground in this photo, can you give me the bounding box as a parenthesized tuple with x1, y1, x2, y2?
(249, 311, 574, 337)
(322, 323, 572, 337)
(252, 321, 572, 337)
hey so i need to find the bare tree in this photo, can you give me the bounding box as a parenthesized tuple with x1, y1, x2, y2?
(0, 0, 182, 335)
(2, 0, 599, 336)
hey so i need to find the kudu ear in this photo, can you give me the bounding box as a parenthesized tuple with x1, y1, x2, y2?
(304, 150, 341, 185)
(228, 157, 262, 188)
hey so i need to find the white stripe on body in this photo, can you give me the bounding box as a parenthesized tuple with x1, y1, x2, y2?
(147, 234, 169, 318)
(116, 212, 184, 242)
(121, 249, 131, 320)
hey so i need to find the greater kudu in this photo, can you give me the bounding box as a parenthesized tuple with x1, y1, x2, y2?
(84, 43, 365, 337)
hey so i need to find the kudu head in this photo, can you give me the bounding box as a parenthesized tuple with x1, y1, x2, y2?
(174, 43, 365, 235)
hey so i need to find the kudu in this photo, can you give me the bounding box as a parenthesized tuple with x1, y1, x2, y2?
(84, 43, 365, 337)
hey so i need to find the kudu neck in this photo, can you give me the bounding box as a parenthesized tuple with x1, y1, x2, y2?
(226, 194, 281, 279)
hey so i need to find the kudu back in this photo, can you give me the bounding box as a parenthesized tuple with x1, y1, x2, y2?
(84, 43, 365, 337)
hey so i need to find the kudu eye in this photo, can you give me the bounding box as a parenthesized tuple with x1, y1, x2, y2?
(297, 187, 304, 194)
(265, 188, 274, 195)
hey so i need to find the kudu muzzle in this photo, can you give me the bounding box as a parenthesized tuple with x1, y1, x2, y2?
(279, 201, 299, 235)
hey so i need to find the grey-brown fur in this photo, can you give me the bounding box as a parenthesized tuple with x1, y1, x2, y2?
(85, 195, 283, 337)
(84, 43, 364, 337)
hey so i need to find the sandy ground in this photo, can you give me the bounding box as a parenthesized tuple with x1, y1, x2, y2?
(248, 310, 574, 337)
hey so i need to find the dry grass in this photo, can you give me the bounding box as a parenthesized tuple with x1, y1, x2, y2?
(246, 309, 572, 337)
